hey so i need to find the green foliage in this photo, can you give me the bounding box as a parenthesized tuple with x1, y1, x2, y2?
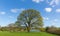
(45, 27, 49, 32)
(40, 28, 45, 32)
(17, 9, 43, 32)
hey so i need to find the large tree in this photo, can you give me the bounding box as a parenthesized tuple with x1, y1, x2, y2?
(17, 9, 43, 32)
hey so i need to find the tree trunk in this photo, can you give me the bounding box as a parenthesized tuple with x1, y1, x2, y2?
(25, 21, 31, 32)
(27, 22, 31, 32)
(25, 23, 30, 32)
(27, 26, 30, 32)
(26, 26, 30, 32)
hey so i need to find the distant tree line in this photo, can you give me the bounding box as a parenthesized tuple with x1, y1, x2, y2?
(0, 24, 60, 35)
(0, 24, 26, 32)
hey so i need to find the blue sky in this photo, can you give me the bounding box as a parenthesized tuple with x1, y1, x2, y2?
(0, 0, 60, 27)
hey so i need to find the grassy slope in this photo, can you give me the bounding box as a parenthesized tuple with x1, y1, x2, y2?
(0, 31, 58, 36)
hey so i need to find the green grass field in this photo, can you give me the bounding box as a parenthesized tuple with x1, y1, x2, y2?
(0, 31, 58, 36)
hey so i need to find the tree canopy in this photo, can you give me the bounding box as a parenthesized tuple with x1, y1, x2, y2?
(16, 9, 43, 32)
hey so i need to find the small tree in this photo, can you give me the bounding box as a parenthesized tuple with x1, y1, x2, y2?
(17, 9, 43, 32)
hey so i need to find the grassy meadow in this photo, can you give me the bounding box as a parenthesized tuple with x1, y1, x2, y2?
(0, 31, 58, 36)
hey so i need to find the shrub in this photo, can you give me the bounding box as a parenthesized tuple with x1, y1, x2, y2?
(40, 28, 45, 32)
(46, 27, 60, 35)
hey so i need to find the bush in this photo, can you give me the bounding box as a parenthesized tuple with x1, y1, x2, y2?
(40, 28, 45, 32)
(46, 27, 60, 35)
(55, 30, 60, 35)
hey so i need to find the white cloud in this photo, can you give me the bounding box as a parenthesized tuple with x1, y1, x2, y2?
(11, 9, 19, 13)
(32, 0, 44, 3)
(10, 8, 25, 13)
(0, 12, 6, 15)
(43, 17, 49, 20)
(52, 22, 56, 25)
(51, 5, 56, 7)
(54, 19, 58, 22)
(49, 0, 59, 7)
(45, 8, 52, 12)
(56, 9, 60, 12)
(20, 8, 25, 12)
(9, 16, 14, 18)
(46, 0, 49, 3)
(50, 19, 58, 22)
(51, 19, 58, 25)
